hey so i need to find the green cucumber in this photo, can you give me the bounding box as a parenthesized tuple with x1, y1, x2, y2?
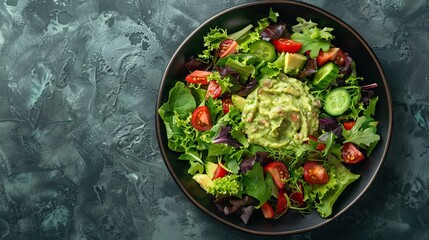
(312, 62, 340, 90)
(323, 87, 352, 116)
(248, 40, 277, 62)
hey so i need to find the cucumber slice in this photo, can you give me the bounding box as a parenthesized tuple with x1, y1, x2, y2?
(312, 62, 340, 90)
(324, 87, 351, 116)
(248, 40, 277, 62)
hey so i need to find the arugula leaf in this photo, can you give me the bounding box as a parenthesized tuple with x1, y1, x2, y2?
(254, 8, 279, 33)
(363, 96, 379, 117)
(343, 116, 380, 148)
(290, 17, 334, 58)
(291, 17, 318, 33)
(291, 29, 331, 58)
(242, 162, 274, 207)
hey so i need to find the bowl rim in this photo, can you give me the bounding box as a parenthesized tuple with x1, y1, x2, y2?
(155, 0, 393, 235)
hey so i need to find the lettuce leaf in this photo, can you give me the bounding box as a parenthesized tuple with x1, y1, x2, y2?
(314, 163, 360, 218)
(198, 27, 228, 60)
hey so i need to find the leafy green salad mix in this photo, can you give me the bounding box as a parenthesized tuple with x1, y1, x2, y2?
(159, 9, 381, 224)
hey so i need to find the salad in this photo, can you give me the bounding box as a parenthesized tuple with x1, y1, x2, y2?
(158, 9, 380, 224)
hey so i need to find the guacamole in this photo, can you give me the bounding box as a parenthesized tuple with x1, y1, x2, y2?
(242, 74, 320, 149)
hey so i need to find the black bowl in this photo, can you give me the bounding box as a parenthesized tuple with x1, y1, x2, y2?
(156, 0, 392, 235)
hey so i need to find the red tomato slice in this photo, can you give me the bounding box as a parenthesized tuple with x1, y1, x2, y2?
(341, 142, 365, 164)
(316, 48, 346, 66)
(221, 97, 232, 114)
(308, 135, 326, 151)
(343, 121, 356, 130)
(261, 202, 275, 219)
(263, 161, 289, 189)
(303, 161, 329, 185)
(218, 39, 238, 58)
(185, 70, 211, 84)
(191, 106, 212, 131)
(276, 188, 288, 215)
(271, 38, 302, 53)
(213, 164, 227, 179)
(206, 80, 222, 99)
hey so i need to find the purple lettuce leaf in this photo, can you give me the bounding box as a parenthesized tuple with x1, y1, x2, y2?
(239, 205, 254, 224)
(361, 89, 375, 105)
(255, 151, 274, 166)
(235, 78, 258, 97)
(298, 57, 317, 79)
(260, 22, 289, 41)
(339, 53, 353, 76)
(319, 118, 339, 132)
(239, 156, 256, 174)
(214, 195, 258, 224)
(184, 56, 212, 72)
(319, 118, 343, 138)
(213, 126, 241, 147)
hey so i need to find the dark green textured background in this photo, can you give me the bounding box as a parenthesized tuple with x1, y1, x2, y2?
(0, 0, 428, 239)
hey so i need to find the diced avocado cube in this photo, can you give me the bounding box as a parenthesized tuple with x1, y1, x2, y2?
(284, 53, 307, 75)
(231, 94, 246, 112)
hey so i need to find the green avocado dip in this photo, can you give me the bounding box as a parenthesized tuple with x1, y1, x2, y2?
(242, 74, 320, 149)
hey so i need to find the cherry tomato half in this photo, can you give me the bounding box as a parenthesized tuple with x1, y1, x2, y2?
(221, 97, 233, 114)
(218, 39, 238, 58)
(261, 202, 275, 219)
(303, 161, 329, 185)
(316, 47, 346, 66)
(341, 142, 365, 164)
(343, 121, 356, 130)
(263, 161, 289, 189)
(191, 106, 212, 131)
(185, 70, 211, 85)
(276, 188, 288, 215)
(271, 38, 302, 53)
(206, 80, 222, 99)
(213, 164, 228, 179)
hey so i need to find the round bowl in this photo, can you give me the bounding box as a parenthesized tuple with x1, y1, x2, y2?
(156, 0, 392, 235)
